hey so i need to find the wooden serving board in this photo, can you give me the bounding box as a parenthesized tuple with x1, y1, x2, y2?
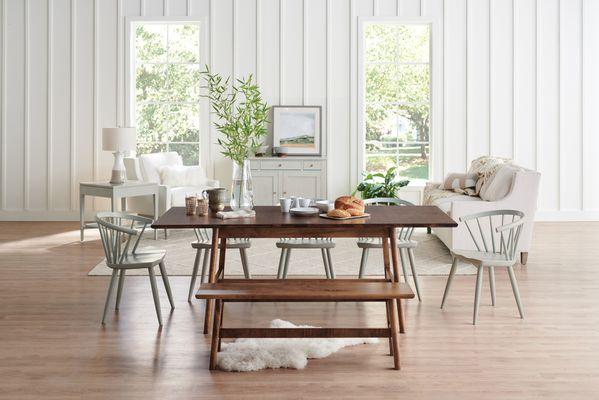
(319, 213, 371, 221)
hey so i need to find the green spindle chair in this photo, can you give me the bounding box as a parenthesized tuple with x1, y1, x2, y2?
(96, 212, 174, 326)
(440, 209, 526, 324)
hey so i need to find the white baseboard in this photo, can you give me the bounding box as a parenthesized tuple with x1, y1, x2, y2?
(534, 210, 599, 221)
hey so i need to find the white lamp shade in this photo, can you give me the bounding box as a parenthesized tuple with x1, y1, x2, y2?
(102, 127, 137, 152)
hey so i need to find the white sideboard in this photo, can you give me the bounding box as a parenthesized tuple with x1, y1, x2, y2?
(250, 157, 327, 205)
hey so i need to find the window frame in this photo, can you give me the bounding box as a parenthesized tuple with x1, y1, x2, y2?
(357, 17, 441, 184)
(124, 16, 209, 170)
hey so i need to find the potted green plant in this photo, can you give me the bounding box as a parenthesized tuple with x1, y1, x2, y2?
(352, 167, 410, 200)
(202, 66, 269, 210)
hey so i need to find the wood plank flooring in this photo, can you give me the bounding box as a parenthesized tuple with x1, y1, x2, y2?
(1, 222, 598, 399)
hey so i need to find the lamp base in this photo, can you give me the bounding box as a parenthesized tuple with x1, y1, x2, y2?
(109, 151, 127, 185)
(110, 169, 126, 185)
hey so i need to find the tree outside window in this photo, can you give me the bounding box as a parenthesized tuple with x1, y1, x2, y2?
(132, 22, 201, 165)
(363, 23, 431, 180)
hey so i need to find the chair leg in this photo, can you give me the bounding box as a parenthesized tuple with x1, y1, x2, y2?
(441, 257, 458, 309)
(473, 266, 484, 325)
(326, 248, 335, 279)
(200, 248, 210, 284)
(358, 248, 369, 278)
(277, 248, 287, 279)
(320, 248, 330, 279)
(164, 229, 168, 239)
(282, 248, 292, 278)
(148, 267, 163, 326)
(102, 269, 119, 324)
(488, 266, 496, 306)
(188, 249, 202, 302)
(520, 251, 528, 265)
(407, 248, 422, 302)
(507, 266, 525, 319)
(239, 248, 251, 279)
(159, 262, 175, 310)
(426, 227, 432, 234)
(115, 269, 126, 310)
(399, 248, 409, 284)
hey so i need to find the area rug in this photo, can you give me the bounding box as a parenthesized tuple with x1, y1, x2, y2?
(88, 229, 476, 276)
(217, 319, 378, 371)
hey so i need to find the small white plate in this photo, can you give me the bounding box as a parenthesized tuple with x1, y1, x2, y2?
(290, 207, 320, 216)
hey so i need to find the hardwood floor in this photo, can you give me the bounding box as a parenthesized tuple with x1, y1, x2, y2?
(1, 222, 599, 399)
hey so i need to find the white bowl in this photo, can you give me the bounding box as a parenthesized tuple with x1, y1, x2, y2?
(314, 200, 334, 213)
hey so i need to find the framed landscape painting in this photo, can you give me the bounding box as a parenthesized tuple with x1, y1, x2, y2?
(272, 106, 322, 156)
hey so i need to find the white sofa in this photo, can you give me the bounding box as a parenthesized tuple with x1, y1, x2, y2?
(124, 152, 219, 217)
(424, 163, 541, 264)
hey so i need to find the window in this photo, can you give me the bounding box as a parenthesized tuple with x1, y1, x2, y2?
(129, 21, 201, 165)
(360, 21, 431, 181)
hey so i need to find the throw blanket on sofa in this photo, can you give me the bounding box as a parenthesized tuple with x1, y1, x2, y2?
(423, 156, 513, 205)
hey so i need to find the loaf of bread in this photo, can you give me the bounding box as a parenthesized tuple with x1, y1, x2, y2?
(334, 196, 365, 212)
(327, 209, 351, 218)
(346, 208, 364, 216)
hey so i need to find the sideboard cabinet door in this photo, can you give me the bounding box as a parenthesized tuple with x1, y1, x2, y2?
(281, 171, 323, 199)
(252, 171, 279, 206)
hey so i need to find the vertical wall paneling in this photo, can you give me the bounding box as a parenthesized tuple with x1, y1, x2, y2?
(28, 0, 49, 211)
(305, 0, 326, 154)
(583, 0, 599, 211)
(376, 0, 396, 16)
(281, 0, 303, 105)
(0, 0, 5, 209)
(442, 0, 467, 174)
(399, 0, 420, 17)
(24, 0, 29, 209)
(70, 0, 76, 209)
(326, 0, 331, 194)
(559, 0, 582, 211)
(466, 0, 490, 163)
(513, 0, 536, 169)
(537, 0, 560, 211)
(235, 0, 256, 80)
(489, 0, 513, 158)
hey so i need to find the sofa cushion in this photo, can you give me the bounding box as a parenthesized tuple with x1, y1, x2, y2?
(479, 164, 522, 201)
(441, 173, 478, 190)
(429, 189, 483, 215)
(159, 165, 207, 187)
(139, 152, 183, 183)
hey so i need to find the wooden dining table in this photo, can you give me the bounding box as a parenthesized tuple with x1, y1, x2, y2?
(152, 205, 457, 369)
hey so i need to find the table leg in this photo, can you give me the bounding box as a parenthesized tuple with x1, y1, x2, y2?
(79, 193, 85, 242)
(111, 195, 116, 212)
(382, 236, 392, 281)
(389, 229, 406, 334)
(209, 299, 223, 370)
(216, 237, 227, 279)
(203, 228, 220, 334)
(121, 197, 127, 212)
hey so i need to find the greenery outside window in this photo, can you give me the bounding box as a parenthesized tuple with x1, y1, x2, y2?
(130, 21, 202, 165)
(361, 21, 431, 181)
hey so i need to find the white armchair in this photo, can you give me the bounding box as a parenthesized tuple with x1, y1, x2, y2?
(124, 152, 220, 217)
(424, 163, 540, 265)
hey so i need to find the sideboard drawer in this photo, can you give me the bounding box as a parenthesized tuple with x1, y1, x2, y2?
(303, 160, 324, 170)
(260, 160, 302, 170)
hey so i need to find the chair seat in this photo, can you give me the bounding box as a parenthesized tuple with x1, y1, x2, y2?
(451, 249, 516, 267)
(357, 238, 418, 249)
(108, 249, 166, 269)
(276, 238, 336, 249)
(192, 239, 251, 250)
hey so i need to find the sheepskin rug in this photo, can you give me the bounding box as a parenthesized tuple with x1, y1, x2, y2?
(217, 319, 379, 372)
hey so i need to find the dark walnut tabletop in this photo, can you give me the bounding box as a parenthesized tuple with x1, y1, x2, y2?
(152, 206, 457, 230)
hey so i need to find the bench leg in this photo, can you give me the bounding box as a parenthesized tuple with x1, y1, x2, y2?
(388, 299, 401, 370)
(210, 299, 223, 370)
(397, 299, 406, 334)
(385, 300, 393, 356)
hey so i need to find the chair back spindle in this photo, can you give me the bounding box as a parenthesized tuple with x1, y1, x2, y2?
(363, 197, 415, 241)
(96, 212, 152, 267)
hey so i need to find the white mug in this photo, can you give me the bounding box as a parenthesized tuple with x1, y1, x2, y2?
(294, 197, 303, 208)
(299, 198, 312, 207)
(279, 197, 292, 213)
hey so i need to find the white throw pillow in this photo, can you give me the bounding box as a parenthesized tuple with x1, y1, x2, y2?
(159, 165, 206, 187)
(479, 164, 521, 201)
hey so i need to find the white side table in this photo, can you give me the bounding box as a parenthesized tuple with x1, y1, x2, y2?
(79, 181, 159, 241)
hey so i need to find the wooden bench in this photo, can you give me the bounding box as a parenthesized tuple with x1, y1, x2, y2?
(196, 279, 415, 370)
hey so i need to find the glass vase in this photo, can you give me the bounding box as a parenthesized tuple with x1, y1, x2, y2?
(230, 159, 254, 211)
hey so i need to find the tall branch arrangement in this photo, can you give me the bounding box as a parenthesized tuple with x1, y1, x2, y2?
(201, 66, 269, 165)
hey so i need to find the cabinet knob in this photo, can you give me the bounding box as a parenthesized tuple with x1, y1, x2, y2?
(309, 164, 313, 167)
(278, 163, 282, 167)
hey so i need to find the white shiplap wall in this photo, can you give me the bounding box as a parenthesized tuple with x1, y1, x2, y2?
(0, 0, 597, 220)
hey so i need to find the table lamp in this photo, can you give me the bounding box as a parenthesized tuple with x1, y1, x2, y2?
(102, 127, 136, 184)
